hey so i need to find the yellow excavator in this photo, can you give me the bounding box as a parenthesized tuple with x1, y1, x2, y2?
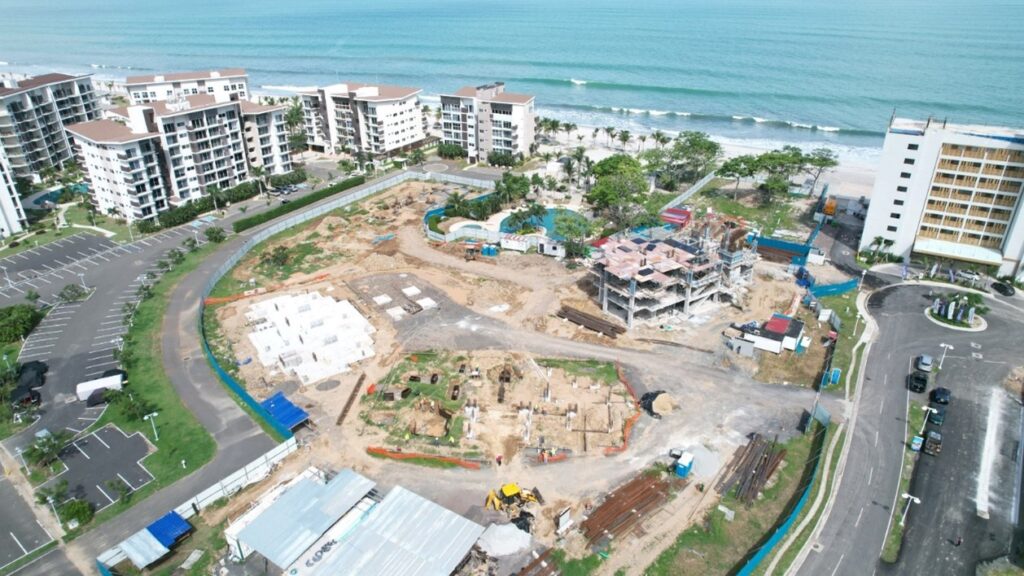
(485, 483, 545, 513)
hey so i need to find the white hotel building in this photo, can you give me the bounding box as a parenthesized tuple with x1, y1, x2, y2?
(240, 101, 292, 175)
(0, 147, 27, 237)
(440, 82, 535, 163)
(860, 117, 1024, 279)
(0, 73, 99, 179)
(125, 69, 249, 105)
(299, 83, 427, 156)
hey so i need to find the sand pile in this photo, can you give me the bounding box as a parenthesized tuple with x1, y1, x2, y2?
(652, 393, 676, 415)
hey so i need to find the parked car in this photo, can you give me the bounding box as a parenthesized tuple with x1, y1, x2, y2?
(10, 386, 40, 408)
(916, 354, 934, 373)
(930, 386, 951, 405)
(907, 371, 929, 393)
(992, 282, 1016, 297)
(281, 199, 290, 204)
(101, 368, 127, 381)
(17, 362, 46, 389)
(928, 402, 946, 425)
(923, 430, 943, 456)
(956, 269, 982, 283)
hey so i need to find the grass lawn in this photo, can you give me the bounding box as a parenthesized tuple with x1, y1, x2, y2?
(645, 425, 822, 576)
(0, 341, 25, 440)
(63, 205, 144, 243)
(817, 293, 865, 390)
(536, 358, 620, 386)
(881, 399, 925, 563)
(69, 245, 218, 538)
(551, 549, 604, 576)
(366, 451, 459, 470)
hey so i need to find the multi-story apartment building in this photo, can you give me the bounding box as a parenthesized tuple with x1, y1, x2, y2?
(0, 73, 99, 179)
(440, 82, 535, 162)
(125, 69, 249, 105)
(0, 147, 27, 237)
(299, 83, 426, 156)
(860, 117, 1024, 279)
(240, 101, 292, 175)
(66, 114, 167, 222)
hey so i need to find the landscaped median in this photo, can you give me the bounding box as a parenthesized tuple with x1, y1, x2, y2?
(881, 399, 927, 562)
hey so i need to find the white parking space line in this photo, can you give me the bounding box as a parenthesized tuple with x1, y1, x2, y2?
(66, 426, 81, 434)
(34, 276, 51, 284)
(39, 245, 54, 252)
(20, 344, 55, 352)
(117, 473, 135, 491)
(100, 320, 122, 326)
(93, 433, 111, 449)
(21, 281, 38, 288)
(9, 532, 27, 555)
(85, 360, 118, 370)
(74, 442, 90, 460)
(97, 325, 125, 332)
(91, 341, 116, 348)
(104, 314, 122, 319)
(23, 337, 59, 343)
(96, 484, 114, 504)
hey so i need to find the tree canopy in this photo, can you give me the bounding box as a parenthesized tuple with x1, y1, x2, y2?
(592, 154, 643, 179)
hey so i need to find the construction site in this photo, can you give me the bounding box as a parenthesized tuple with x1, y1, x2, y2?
(590, 218, 757, 328)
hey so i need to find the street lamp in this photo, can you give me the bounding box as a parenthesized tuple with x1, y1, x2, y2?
(0, 265, 11, 288)
(47, 496, 60, 524)
(77, 272, 86, 289)
(920, 406, 938, 435)
(143, 412, 159, 441)
(15, 447, 26, 470)
(900, 493, 921, 526)
(938, 343, 954, 370)
(853, 313, 863, 336)
(858, 269, 867, 289)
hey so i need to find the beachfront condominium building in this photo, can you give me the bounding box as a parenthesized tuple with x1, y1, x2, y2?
(240, 101, 292, 175)
(125, 69, 249, 105)
(0, 147, 27, 237)
(69, 93, 253, 222)
(299, 83, 427, 156)
(440, 82, 535, 162)
(860, 117, 1024, 279)
(0, 73, 99, 179)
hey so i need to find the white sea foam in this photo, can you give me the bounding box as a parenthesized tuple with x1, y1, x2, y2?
(752, 117, 768, 123)
(789, 122, 814, 129)
(649, 110, 670, 116)
(817, 125, 841, 132)
(259, 84, 318, 93)
(731, 115, 747, 121)
(627, 108, 646, 115)
(569, 78, 587, 85)
(0, 62, 9, 67)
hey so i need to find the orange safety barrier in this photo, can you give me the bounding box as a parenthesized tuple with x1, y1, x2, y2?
(366, 446, 481, 470)
(537, 452, 569, 464)
(615, 361, 639, 405)
(604, 411, 641, 456)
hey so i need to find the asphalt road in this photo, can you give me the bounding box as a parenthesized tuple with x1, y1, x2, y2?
(798, 285, 1024, 576)
(0, 462, 52, 572)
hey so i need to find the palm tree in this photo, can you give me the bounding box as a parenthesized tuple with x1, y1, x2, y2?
(604, 127, 616, 148)
(592, 127, 600, 143)
(638, 135, 647, 153)
(561, 121, 576, 145)
(652, 130, 669, 149)
(250, 165, 268, 197)
(445, 191, 470, 217)
(571, 147, 587, 187)
(563, 157, 576, 187)
(409, 148, 426, 167)
(618, 130, 631, 151)
(871, 235, 885, 259)
(284, 98, 304, 133)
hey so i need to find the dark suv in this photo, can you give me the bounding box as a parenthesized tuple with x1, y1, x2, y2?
(907, 371, 928, 393)
(928, 402, 946, 425)
(930, 387, 951, 405)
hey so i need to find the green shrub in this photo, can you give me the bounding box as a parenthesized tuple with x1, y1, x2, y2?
(232, 176, 366, 233)
(487, 151, 516, 167)
(0, 305, 44, 343)
(437, 143, 465, 159)
(59, 499, 94, 525)
(269, 169, 308, 187)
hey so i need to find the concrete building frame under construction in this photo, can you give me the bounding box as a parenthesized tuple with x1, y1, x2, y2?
(591, 227, 756, 328)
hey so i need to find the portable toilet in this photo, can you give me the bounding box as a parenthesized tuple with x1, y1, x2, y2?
(675, 451, 694, 478)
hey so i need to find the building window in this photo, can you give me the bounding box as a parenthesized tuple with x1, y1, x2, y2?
(894, 199, 904, 206)
(886, 225, 898, 232)
(900, 172, 911, 179)
(897, 186, 908, 192)
(908, 143, 919, 151)
(904, 158, 915, 165)
(890, 213, 901, 219)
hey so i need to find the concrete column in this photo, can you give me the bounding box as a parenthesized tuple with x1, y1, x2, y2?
(628, 278, 636, 328)
(601, 270, 609, 313)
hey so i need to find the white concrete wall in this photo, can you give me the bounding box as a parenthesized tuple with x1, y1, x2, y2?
(0, 148, 25, 236)
(128, 76, 249, 104)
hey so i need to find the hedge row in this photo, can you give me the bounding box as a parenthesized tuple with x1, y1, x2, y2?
(232, 176, 366, 233)
(269, 169, 307, 188)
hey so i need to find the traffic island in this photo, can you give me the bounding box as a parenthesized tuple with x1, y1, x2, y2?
(881, 400, 929, 563)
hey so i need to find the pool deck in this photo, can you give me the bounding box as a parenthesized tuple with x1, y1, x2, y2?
(447, 202, 585, 237)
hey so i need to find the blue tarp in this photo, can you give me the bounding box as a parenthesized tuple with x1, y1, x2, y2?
(147, 511, 191, 548)
(261, 391, 309, 430)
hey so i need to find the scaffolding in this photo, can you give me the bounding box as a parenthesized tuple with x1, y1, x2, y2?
(590, 223, 755, 328)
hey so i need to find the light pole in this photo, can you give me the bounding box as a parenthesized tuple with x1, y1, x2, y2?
(77, 272, 86, 290)
(143, 412, 159, 441)
(0, 265, 11, 288)
(47, 496, 60, 524)
(939, 343, 954, 370)
(920, 406, 937, 435)
(15, 447, 26, 470)
(853, 313, 862, 336)
(858, 269, 867, 289)
(900, 493, 921, 526)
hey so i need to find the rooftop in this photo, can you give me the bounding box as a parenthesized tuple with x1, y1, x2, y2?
(322, 82, 421, 102)
(239, 100, 287, 115)
(0, 73, 85, 98)
(449, 83, 534, 105)
(596, 236, 715, 281)
(66, 119, 156, 144)
(890, 117, 1024, 142)
(307, 485, 485, 576)
(125, 68, 247, 85)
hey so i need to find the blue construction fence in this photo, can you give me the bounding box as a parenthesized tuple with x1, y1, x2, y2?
(809, 278, 859, 297)
(737, 424, 830, 575)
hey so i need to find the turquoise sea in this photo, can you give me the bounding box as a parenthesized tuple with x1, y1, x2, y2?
(1, 0, 1022, 161)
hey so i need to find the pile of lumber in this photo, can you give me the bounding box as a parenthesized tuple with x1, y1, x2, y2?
(580, 474, 672, 546)
(715, 433, 786, 505)
(556, 306, 626, 339)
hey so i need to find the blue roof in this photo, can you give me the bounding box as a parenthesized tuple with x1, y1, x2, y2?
(147, 511, 191, 547)
(261, 391, 309, 430)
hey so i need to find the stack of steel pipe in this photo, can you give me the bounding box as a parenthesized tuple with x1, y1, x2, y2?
(556, 306, 627, 339)
(714, 433, 786, 505)
(580, 474, 672, 545)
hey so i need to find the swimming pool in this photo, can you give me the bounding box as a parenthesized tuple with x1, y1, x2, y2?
(32, 183, 88, 206)
(499, 207, 584, 241)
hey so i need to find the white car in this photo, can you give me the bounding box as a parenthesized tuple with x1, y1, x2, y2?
(956, 269, 981, 283)
(916, 354, 934, 372)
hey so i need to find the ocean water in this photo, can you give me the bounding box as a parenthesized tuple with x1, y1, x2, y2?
(2, 0, 1022, 163)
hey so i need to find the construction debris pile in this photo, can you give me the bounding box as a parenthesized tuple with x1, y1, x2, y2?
(715, 433, 786, 505)
(580, 474, 673, 547)
(556, 306, 626, 339)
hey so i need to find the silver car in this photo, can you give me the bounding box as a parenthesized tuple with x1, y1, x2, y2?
(916, 354, 934, 372)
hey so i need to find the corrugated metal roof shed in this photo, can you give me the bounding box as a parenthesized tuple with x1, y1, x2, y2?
(237, 469, 376, 569)
(119, 528, 170, 569)
(308, 486, 485, 576)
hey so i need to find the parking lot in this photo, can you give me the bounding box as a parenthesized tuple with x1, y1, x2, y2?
(0, 464, 53, 572)
(41, 425, 154, 512)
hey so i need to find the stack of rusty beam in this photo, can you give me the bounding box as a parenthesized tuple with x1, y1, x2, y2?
(715, 433, 786, 505)
(579, 474, 672, 546)
(556, 306, 626, 339)
(515, 549, 559, 576)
